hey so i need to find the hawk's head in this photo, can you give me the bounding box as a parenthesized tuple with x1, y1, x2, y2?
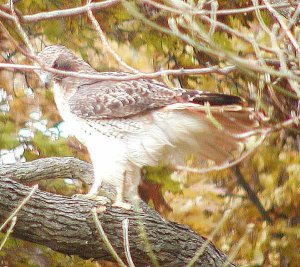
(35, 45, 93, 87)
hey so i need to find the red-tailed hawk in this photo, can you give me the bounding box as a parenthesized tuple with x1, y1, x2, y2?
(36, 45, 265, 209)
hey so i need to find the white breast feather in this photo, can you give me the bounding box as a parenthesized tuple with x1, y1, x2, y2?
(53, 83, 137, 189)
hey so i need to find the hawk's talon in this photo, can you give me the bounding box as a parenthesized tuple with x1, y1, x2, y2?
(112, 201, 132, 210)
(95, 206, 107, 213)
(72, 193, 110, 205)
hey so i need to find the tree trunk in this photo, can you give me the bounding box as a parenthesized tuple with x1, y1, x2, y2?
(0, 157, 235, 266)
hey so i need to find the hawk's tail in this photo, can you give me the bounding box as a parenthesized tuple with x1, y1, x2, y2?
(181, 90, 246, 106)
(127, 95, 267, 172)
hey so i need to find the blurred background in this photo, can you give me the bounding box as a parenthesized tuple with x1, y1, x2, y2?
(0, 0, 299, 266)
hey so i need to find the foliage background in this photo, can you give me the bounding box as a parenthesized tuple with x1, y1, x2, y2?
(0, 0, 299, 266)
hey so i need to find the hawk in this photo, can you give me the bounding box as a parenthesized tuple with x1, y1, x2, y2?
(36, 45, 264, 209)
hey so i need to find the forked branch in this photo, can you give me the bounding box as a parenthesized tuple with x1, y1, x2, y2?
(0, 157, 236, 266)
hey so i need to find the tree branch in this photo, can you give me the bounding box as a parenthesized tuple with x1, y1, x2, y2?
(0, 157, 93, 185)
(0, 157, 236, 266)
(232, 166, 272, 223)
(0, 0, 120, 23)
(0, 62, 237, 81)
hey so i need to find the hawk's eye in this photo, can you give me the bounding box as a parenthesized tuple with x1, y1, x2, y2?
(52, 58, 72, 71)
(52, 61, 59, 69)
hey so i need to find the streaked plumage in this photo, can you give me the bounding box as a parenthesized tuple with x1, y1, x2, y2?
(36, 45, 265, 208)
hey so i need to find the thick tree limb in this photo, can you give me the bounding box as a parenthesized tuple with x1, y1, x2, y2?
(0, 157, 94, 185)
(0, 157, 235, 266)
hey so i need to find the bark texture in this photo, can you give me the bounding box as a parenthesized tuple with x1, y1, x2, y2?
(0, 157, 235, 266)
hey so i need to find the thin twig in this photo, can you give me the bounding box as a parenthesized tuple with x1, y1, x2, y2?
(143, 0, 291, 16)
(177, 114, 300, 175)
(0, 0, 120, 22)
(252, 0, 300, 97)
(208, 0, 218, 36)
(187, 201, 241, 267)
(0, 8, 12, 20)
(136, 216, 160, 267)
(0, 62, 40, 71)
(232, 166, 272, 223)
(91, 207, 127, 267)
(263, 0, 300, 56)
(144, 0, 277, 54)
(267, 113, 300, 131)
(0, 62, 237, 81)
(278, 3, 300, 40)
(0, 0, 291, 21)
(87, 0, 139, 73)
(9, 0, 35, 55)
(0, 21, 35, 60)
(0, 216, 17, 251)
(123, 1, 300, 83)
(0, 184, 38, 232)
(176, 134, 267, 175)
(122, 219, 136, 267)
(222, 224, 255, 267)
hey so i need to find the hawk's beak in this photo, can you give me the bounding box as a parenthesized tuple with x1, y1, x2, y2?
(44, 80, 51, 89)
(35, 71, 52, 89)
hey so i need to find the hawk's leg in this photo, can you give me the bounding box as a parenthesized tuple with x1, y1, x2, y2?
(72, 193, 109, 204)
(71, 194, 109, 213)
(112, 171, 132, 210)
(87, 175, 103, 196)
(112, 167, 142, 210)
(81, 163, 105, 200)
(72, 169, 110, 212)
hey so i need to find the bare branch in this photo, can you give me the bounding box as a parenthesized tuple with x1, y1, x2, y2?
(223, 224, 254, 267)
(0, 184, 38, 232)
(252, 0, 300, 96)
(87, 0, 139, 73)
(0, 0, 292, 22)
(232, 166, 272, 223)
(9, 0, 35, 55)
(187, 208, 235, 267)
(0, 0, 120, 23)
(92, 207, 127, 267)
(0, 21, 37, 60)
(123, 1, 300, 84)
(122, 219, 136, 267)
(176, 113, 300, 175)
(0, 62, 238, 81)
(263, 0, 300, 55)
(278, 3, 300, 39)
(143, 0, 291, 16)
(143, 0, 278, 54)
(0, 169, 236, 266)
(0, 9, 12, 20)
(176, 134, 267, 174)
(0, 216, 17, 251)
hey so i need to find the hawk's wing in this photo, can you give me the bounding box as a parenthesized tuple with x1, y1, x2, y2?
(68, 78, 180, 119)
(68, 75, 246, 120)
(67, 75, 265, 171)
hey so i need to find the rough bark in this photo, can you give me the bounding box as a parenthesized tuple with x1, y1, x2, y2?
(0, 157, 94, 184)
(0, 157, 235, 266)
